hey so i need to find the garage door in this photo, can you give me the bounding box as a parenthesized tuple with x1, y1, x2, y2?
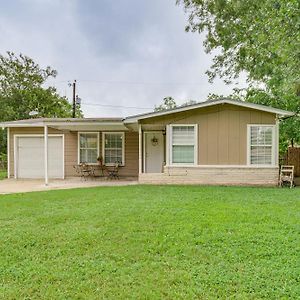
(16, 136, 64, 179)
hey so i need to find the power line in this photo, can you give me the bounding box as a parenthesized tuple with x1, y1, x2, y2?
(81, 102, 153, 110)
(48, 79, 202, 86)
(78, 79, 202, 86)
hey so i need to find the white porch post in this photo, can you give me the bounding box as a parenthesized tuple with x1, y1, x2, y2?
(166, 125, 170, 166)
(44, 125, 49, 186)
(7, 127, 10, 178)
(275, 116, 280, 166)
(138, 124, 142, 174)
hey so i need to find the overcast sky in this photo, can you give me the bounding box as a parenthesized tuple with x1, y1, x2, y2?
(0, 0, 245, 117)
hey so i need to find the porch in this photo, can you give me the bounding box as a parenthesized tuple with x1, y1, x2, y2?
(5, 118, 139, 184)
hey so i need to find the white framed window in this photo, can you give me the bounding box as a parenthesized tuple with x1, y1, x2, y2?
(78, 132, 99, 164)
(169, 124, 197, 165)
(247, 125, 275, 166)
(102, 132, 125, 166)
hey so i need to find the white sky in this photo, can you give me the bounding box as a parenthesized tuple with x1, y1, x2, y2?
(0, 0, 246, 117)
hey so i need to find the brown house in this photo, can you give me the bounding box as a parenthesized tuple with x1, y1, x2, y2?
(0, 99, 294, 186)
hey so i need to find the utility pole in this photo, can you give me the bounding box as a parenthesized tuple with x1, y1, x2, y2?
(72, 80, 76, 118)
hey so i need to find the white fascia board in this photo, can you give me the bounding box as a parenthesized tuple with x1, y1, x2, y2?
(0, 123, 45, 128)
(44, 121, 124, 126)
(0, 121, 126, 128)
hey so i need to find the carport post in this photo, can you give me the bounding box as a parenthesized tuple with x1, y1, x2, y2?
(7, 127, 10, 178)
(138, 124, 142, 174)
(44, 125, 49, 186)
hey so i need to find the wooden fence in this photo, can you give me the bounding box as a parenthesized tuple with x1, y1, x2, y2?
(287, 147, 300, 177)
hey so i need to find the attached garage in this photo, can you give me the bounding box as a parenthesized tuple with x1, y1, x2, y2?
(14, 135, 64, 179)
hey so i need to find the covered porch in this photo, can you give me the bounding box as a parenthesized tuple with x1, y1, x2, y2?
(3, 118, 137, 185)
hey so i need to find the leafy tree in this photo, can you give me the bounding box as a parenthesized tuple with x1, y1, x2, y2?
(177, 0, 300, 148)
(0, 52, 82, 121)
(155, 97, 177, 111)
(0, 51, 83, 156)
(155, 97, 199, 111)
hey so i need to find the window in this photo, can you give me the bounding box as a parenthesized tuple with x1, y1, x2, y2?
(78, 133, 99, 164)
(248, 125, 274, 165)
(170, 125, 197, 164)
(103, 132, 124, 165)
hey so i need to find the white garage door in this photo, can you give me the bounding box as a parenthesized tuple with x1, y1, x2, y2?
(16, 136, 64, 179)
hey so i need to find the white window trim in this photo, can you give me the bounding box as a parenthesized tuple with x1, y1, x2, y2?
(77, 132, 100, 165)
(13, 134, 65, 179)
(102, 132, 125, 166)
(168, 124, 198, 166)
(247, 124, 276, 167)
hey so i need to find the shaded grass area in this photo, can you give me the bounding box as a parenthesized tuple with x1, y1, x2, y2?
(0, 169, 7, 180)
(0, 185, 299, 299)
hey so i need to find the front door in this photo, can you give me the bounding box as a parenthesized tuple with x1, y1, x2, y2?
(144, 132, 164, 173)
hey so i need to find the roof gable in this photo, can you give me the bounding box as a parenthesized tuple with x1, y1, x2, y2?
(124, 98, 294, 123)
(0, 98, 295, 128)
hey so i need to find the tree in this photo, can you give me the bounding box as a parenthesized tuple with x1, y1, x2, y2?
(154, 97, 177, 111)
(155, 97, 198, 111)
(177, 0, 300, 148)
(0, 52, 82, 121)
(0, 51, 83, 156)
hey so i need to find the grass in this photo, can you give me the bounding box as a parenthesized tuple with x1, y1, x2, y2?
(0, 186, 299, 299)
(0, 169, 7, 180)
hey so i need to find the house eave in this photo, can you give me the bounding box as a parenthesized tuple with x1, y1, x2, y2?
(0, 119, 128, 131)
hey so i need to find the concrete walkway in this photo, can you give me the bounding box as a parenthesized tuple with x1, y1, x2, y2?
(0, 177, 138, 194)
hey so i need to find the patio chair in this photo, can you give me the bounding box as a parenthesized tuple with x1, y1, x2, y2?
(73, 163, 93, 180)
(107, 162, 120, 180)
(279, 165, 294, 188)
(98, 158, 107, 177)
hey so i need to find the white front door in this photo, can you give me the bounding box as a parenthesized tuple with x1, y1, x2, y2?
(144, 132, 164, 173)
(17, 136, 64, 179)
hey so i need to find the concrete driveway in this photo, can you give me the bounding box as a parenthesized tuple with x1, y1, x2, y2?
(0, 177, 138, 194)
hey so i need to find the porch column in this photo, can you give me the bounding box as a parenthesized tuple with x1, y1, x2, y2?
(138, 124, 142, 174)
(275, 116, 279, 166)
(44, 125, 49, 186)
(7, 127, 10, 178)
(166, 125, 170, 166)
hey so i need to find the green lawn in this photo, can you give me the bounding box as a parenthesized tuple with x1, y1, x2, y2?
(0, 169, 7, 180)
(0, 186, 299, 299)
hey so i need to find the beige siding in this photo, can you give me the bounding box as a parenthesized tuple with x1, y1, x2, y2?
(141, 104, 276, 165)
(9, 128, 139, 178)
(120, 131, 139, 177)
(139, 166, 279, 186)
(228, 110, 240, 164)
(65, 131, 78, 176)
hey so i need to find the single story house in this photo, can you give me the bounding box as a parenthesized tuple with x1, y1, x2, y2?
(0, 99, 294, 186)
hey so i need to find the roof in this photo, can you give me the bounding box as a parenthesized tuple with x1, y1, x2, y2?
(0, 117, 124, 127)
(124, 98, 294, 123)
(0, 98, 295, 128)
